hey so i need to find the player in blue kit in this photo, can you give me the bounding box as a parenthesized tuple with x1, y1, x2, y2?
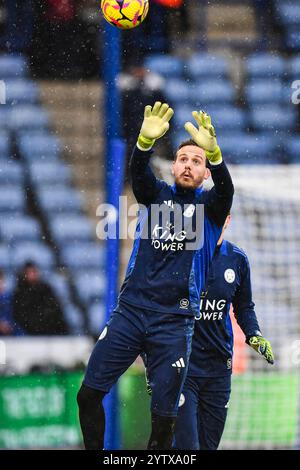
(77, 102, 234, 450)
(173, 215, 274, 450)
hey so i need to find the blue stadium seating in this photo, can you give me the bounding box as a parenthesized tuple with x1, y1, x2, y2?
(245, 80, 285, 104)
(5, 80, 39, 105)
(11, 242, 55, 270)
(29, 161, 71, 186)
(174, 104, 244, 132)
(18, 133, 61, 160)
(276, 3, 300, 26)
(290, 55, 300, 77)
(246, 54, 286, 78)
(285, 136, 300, 163)
(0, 161, 24, 185)
(89, 301, 105, 336)
(0, 131, 11, 158)
(186, 53, 229, 80)
(61, 243, 105, 271)
(0, 217, 42, 242)
(74, 271, 106, 305)
(190, 81, 235, 105)
(0, 55, 28, 78)
(286, 30, 300, 51)
(63, 303, 85, 334)
(164, 79, 191, 103)
(144, 54, 183, 77)
(217, 133, 277, 164)
(249, 105, 297, 131)
(0, 186, 26, 212)
(0, 245, 11, 271)
(10, 106, 49, 131)
(0, 108, 11, 130)
(36, 186, 84, 214)
(49, 215, 95, 244)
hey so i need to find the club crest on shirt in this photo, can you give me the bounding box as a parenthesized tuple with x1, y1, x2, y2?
(179, 394, 185, 407)
(183, 204, 195, 218)
(224, 268, 235, 283)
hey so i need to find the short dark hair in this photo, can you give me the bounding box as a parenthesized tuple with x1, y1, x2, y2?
(174, 139, 206, 162)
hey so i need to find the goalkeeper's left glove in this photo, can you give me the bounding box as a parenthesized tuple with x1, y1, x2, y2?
(184, 110, 222, 165)
(247, 335, 274, 364)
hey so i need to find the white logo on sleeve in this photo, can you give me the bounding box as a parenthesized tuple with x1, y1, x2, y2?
(172, 357, 185, 368)
(99, 326, 108, 340)
(224, 269, 235, 283)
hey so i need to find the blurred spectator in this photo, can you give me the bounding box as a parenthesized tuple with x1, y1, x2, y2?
(0, 269, 14, 336)
(12, 261, 68, 335)
(30, 0, 98, 78)
(118, 65, 173, 173)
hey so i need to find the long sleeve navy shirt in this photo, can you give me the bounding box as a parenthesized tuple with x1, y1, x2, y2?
(188, 239, 262, 377)
(118, 146, 234, 317)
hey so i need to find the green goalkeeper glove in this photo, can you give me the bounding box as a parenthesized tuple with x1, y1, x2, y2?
(137, 101, 174, 151)
(184, 110, 222, 165)
(248, 336, 274, 364)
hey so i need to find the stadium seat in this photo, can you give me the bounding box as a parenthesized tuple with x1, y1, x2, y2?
(0, 216, 41, 242)
(36, 186, 84, 214)
(18, 133, 61, 160)
(0, 161, 23, 185)
(0, 245, 11, 271)
(0, 186, 26, 212)
(10, 106, 49, 131)
(89, 300, 106, 336)
(174, 104, 244, 131)
(144, 54, 183, 77)
(164, 79, 191, 103)
(0, 131, 11, 158)
(0, 109, 10, 130)
(61, 243, 105, 271)
(11, 242, 55, 270)
(246, 54, 286, 78)
(189, 81, 235, 105)
(5, 80, 39, 105)
(63, 303, 85, 335)
(285, 136, 300, 163)
(49, 215, 95, 244)
(217, 133, 277, 164)
(276, 3, 300, 26)
(290, 55, 300, 77)
(29, 161, 71, 186)
(245, 80, 284, 104)
(286, 30, 300, 51)
(0, 55, 28, 78)
(249, 105, 297, 131)
(186, 53, 229, 80)
(74, 271, 106, 305)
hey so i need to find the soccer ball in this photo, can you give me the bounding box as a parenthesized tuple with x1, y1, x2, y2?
(100, 0, 149, 30)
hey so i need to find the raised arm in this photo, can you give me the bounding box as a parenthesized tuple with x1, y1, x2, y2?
(184, 110, 234, 226)
(233, 254, 274, 364)
(129, 102, 174, 206)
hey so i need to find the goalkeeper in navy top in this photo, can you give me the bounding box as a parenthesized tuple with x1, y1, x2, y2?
(174, 215, 274, 450)
(77, 102, 234, 450)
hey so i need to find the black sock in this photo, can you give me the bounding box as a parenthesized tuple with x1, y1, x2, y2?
(147, 412, 177, 450)
(77, 384, 106, 450)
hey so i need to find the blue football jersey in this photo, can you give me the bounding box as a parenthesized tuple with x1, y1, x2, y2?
(188, 240, 261, 377)
(118, 147, 234, 317)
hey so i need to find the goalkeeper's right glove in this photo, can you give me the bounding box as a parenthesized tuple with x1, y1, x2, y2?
(137, 101, 174, 151)
(184, 110, 222, 165)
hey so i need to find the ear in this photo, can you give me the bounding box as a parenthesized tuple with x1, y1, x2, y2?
(203, 167, 211, 180)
